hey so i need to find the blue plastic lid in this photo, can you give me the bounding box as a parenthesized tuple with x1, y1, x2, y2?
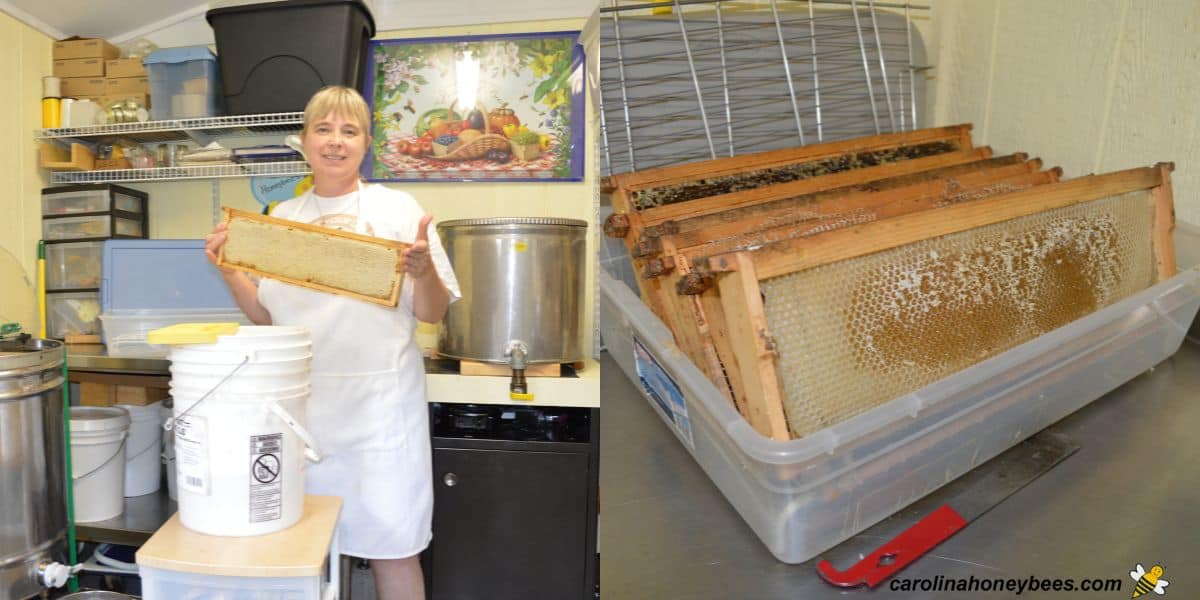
(143, 46, 218, 65)
(100, 239, 239, 311)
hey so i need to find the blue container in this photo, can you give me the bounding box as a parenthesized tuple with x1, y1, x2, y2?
(98, 240, 247, 354)
(100, 239, 238, 311)
(144, 46, 223, 120)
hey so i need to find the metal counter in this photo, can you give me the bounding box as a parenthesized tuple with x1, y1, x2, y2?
(599, 340, 1200, 599)
(64, 346, 594, 546)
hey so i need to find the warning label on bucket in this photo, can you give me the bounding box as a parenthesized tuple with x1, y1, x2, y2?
(175, 416, 211, 495)
(249, 433, 283, 522)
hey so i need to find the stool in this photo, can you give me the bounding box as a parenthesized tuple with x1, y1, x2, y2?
(136, 495, 342, 599)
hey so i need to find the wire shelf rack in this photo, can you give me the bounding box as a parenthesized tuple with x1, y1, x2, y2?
(35, 112, 305, 143)
(599, 0, 931, 177)
(50, 161, 312, 184)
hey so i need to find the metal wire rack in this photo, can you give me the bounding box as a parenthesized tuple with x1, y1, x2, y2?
(50, 161, 311, 185)
(600, 0, 931, 176)
(35, 112, 305, 144)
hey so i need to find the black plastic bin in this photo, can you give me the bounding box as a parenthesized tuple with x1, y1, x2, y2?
(206, 0, 375, 115)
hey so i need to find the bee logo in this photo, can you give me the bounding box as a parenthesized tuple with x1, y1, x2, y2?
(1129, 563, 1169, 597)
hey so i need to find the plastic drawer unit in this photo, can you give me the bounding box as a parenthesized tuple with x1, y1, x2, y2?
(45, 241, 103, 290)
(42, 184, 145, 216)
(599, 254, 1200, 563)
(43, 215, 143, 241)
(46, 291, 101, 338)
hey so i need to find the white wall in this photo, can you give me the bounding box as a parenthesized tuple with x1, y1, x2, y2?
(0, 11, 50, 331)
(928, 0, 1199, 226)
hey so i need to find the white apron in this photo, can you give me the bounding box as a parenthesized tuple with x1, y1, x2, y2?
(257, 182, 452, 558)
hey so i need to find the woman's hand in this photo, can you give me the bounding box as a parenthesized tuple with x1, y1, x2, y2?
(204, 223, 235, 275)
(404, 214, 451, 322)
(402, 214, 435, 280)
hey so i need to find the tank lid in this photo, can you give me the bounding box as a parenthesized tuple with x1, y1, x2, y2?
(70, 406, 131, 433)
(437, 217, 588, 229)
(0, 336, 64, 371)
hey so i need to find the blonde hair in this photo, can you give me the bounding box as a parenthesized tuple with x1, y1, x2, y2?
(302, 85, 372, 137)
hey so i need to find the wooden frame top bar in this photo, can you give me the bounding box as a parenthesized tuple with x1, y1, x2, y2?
(611, 124, 974, 192)
(704, 165, 1166, 280)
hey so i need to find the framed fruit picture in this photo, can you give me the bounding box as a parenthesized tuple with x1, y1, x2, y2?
(363, 31, 586, 182)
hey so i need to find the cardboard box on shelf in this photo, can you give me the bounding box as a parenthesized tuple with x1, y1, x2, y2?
(79, 383, 169, 407)
(53, 37, 120, 61)
(75, 370, 171, 407)
(105, 58, 147, 78)
(105, 77, 150, 95)
(61, 77, 106, 98)
(53, 58, 106, 79)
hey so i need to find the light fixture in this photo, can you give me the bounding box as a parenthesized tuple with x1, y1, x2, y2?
(455, 50, 480, 110)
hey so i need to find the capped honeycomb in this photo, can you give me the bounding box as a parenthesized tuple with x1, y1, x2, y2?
(760, 192, 1155, 438)
(631, 141, 959, 210)
(222, 212, 406, 305)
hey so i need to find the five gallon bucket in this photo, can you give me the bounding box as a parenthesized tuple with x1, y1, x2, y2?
(165, 326, 319, 537)
(117, 401, 163, 497)
(70, 407, 132, 522)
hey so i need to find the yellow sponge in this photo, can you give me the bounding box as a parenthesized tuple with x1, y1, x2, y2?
(147, 322, 240, 345)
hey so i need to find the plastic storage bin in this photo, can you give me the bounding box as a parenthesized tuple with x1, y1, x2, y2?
(206, 0, 375, 114)
(43, 215, 143, 241)
(42, 184, 145, 216)
(598, 224, 1200, 563)
(46, 291, 101, 338)
(144, 46, 223, 120)
(139, 565, 323, 600)
(99, 308, 253, 358)
(100, 239, 241, 312)
(45, 241, 103, 290)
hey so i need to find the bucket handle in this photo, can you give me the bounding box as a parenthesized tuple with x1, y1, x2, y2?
(267, 400, 323, 463)
(164, 352, 254, 432)
(73, 432, 128, 482)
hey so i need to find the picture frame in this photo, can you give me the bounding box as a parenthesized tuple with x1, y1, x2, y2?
(363, 31, 586, 182)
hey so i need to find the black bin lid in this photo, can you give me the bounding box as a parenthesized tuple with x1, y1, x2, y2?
(206, 0, 376, 38)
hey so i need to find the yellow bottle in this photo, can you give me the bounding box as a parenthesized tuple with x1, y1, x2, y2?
(41, 76, 61, 129)
(42, 97, 61, 129)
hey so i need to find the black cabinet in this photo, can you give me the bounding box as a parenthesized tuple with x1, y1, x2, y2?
(424, 404, 599, 600)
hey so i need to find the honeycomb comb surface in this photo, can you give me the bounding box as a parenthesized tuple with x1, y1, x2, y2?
(224, 217, 400, 300)
(631, 140, 958, 209)
(761, 191, 1155, 438)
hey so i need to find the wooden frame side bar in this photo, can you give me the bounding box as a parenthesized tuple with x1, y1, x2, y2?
(714, 253, 791, 440)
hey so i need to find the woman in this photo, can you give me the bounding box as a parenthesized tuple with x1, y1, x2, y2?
(205, 85, 459, 600)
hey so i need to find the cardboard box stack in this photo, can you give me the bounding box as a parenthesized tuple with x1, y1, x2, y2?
(52, 37, 150, 111)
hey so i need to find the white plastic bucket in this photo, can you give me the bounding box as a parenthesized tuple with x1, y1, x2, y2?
(160, 403, 177, 501)
(70, 406, 131, 522)
(164, 326, 320, 537)
(116, 401, 163, 497)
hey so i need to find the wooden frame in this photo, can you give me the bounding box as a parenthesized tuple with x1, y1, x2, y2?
(218, 207, 409, 307)
(654, 161, 1062, 427)
(703, 164, 1175, 439)
(605, 133, 984, 319)
(608, 123, 974, 194)
(636, 155, 1050, 262)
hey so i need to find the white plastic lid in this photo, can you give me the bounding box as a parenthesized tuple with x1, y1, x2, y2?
(70, 406, 131, 433)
